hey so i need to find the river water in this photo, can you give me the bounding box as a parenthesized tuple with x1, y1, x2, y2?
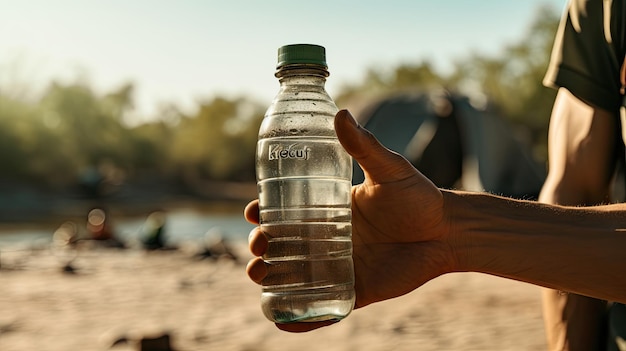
(0, 207, 255, 248)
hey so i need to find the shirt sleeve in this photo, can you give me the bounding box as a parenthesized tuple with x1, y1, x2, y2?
(543, 0, 623, 112)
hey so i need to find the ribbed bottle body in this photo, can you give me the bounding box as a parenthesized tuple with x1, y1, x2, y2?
(256, 70, 355, 323)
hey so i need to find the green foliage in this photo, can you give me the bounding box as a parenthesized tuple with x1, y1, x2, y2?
(170, 97, 263, 181)
(0, 6, 560, 186)
(39, 82, 136, 171)
(0, 96, 36, 178)
(452, 6, 560, 160)
(337, 5, 560, 161)
(452, 7, 559, 123)
(129, 121, 173, 170)
(0, 79, 265, 186)
(336, 61, 448, 104)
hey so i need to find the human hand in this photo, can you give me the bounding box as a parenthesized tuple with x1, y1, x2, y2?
(246, 109, 456, 332)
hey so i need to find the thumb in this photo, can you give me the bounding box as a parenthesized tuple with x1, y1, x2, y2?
(335, 109, 418, 184)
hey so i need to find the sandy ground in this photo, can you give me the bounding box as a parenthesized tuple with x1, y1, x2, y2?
(0, 242, 548, 351)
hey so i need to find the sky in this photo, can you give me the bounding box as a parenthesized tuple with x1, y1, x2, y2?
(0, 0, 567, 123)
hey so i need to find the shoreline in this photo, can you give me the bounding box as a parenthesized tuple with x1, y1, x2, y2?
(0, 202, 255, 253)
(0, 179, 256, 225)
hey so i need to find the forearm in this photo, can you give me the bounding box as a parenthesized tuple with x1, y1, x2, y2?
(446, 190, 626, 303)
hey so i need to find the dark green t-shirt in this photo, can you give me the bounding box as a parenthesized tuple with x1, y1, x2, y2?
(544, 0, 625, 112)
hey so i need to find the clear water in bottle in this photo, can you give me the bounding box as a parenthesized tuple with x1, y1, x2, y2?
(255, 44, 355, 323)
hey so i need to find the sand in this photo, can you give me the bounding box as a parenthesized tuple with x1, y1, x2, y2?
(0, 242, 547, 351)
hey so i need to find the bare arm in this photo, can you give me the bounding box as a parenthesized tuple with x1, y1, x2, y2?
(450, 189, 626, 303)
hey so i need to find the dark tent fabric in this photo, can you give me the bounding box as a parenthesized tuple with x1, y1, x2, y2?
(351, 91, 546, 200)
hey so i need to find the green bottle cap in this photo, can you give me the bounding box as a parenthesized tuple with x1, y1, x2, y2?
(276, 44, 327, 69)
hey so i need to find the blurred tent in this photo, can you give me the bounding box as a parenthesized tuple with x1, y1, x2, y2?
(352, 91, 546, 200)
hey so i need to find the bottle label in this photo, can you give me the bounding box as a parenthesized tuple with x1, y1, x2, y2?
(268, 144, 310, 160)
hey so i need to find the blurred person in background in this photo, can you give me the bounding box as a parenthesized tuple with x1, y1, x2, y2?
(87, 208, 125, 248)
(539, 0, 626, 349)
(140, 211, 167, 250)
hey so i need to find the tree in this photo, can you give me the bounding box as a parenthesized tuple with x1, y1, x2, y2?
(0, 96, 38, 179)
(449, 6, 559, 159)
(170, 96, 263, 181)
(336, 5, 560, 163)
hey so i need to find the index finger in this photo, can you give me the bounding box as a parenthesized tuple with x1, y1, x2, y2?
(244, 199, 260, 225)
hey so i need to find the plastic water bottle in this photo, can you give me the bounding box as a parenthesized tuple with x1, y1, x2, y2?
(256, 44, 355, 323)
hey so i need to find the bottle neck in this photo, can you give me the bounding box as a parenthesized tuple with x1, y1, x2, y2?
(275, 64, 329, 82)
